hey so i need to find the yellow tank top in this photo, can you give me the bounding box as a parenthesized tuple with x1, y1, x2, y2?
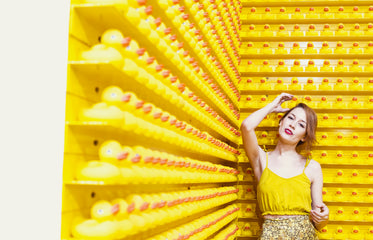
(257, 152, 312, 216)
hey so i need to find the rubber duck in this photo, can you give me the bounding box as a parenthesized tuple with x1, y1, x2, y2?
(319, 132, 329, 145)
(334, 207, 345, 220)
(305, 60, 318, 72)
(289, 77, 301, 90)
(79, 102, 125, 127)
(366, 60, 373, 72)
(323, 7, 333, 19)
(246, 60, 257, 72)
(305, 42, 317, 54)
(261, 24, 273, 37)
(80, 44, 123, 68)
(320, 41, 332, 54)
(76, 161, 121, 184)
(99, 140, 126, 164)
(336, 131, 346, 144)
(276, 42, 287, 54)
(368, 96, 373, 109)
(336, 23, 348, 36)
(322, 187, 331, 201)
(335, 113, 345, 127)
(319, 227, 333, 239)
(366, 210, 373, 222)
(245, 78, 257, 90)
(349, 96, 362, 109)
(319, 113, 331, 126)
(350, 77, 362, 90)
(349, 42, 362, 54)
(321, 24, 333, 36)
(111, 199, 134, 238)
(258, 77, 272, 90)
(244, 204, 255, 218)
(351, 114, 360, 128)
(366, 23, 373, 36)
(307, 7, 318, 19)
(366, 42, 373, 54)
(304, 78, 317, 90)
(367, 189, 373, 202)
(320, 60, 332, 72)
(334, 41, 347, 54)
(248, 7, 258, 19)
(277, 24, 288, 37)
(246, 42, 257, 54)
(368, 6, 373, 18)
(350, 59, 362, 72)
(261, 42, 272, 54)
(291, 24, 303, 36)
(351, 6, 362, 19)
(335, 60, 347, 72)
(258, 95, 269, 108)
(369, 171, 373, 183)
(334, 226, 348, 239)
(334, 188, 345, 201)
(351, 169, 361, 183)
(291, 60, 303, 72)
(277, 7, 288, 20)
(303, 95, 316, 108)
(350, 189, 361, 202)
(293, 7, 303, 19)
(351, 24, 364, 36)
(72, 200, 119, 239)
(241, 223, 253, 236)
(263, 7, 273, 20)
(246, 24, 257, 37)
(276, 59, 287, 72)
(274, 78, 287, 90)
(334, 78, 347, 90)
(306, 24, 318, 36)
(351, 151, 360, 163)
(261, 60, 272, 72)
(336, 7, 347, 18)
(290, 42, 303, 54)
(350, 226, 363, 240)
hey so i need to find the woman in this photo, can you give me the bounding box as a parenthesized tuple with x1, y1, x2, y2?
(241, 93, 329, 239)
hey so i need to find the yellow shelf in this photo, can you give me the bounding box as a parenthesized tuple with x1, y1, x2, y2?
(240, 53, 373, 59)
(239, 71, 373, 77)
(240, 36, 373, 41)
(240, 90, 373, 95)
(241, 1, 373, 7)
(242, 18, 373, 24)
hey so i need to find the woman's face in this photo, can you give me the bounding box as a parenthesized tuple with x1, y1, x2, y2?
(279, 107, 307, 144)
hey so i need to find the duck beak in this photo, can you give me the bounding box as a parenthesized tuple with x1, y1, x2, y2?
(111, 203, 119, 215)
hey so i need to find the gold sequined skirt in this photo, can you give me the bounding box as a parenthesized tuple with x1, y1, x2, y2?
(259, 215, 318, 240)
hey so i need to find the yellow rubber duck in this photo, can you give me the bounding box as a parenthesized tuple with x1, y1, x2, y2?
(307, 7, 318, 19)
(76, 161, 120, 184)
(350, 42, 363, 54)
(290, 42, 303, 54)
(334, 41, 347, 54)
(289, 77, 301, 90)
(79, 102, 124, 127)
(304, 78, 317, 91)
(335, 60, 347, 72)
(246, 42, 257, 54)
(336, 23, 348, 36)
(306, 24, 318, 36)
(277, 24, 288, 37)
(275, 59, 287, 72)
(293, 7, 303, 19)
(320, 60, 333, 72)
(277, 7, 287, 20)
(336, 7, 347, 18)
(72, 200, 119, 240)
(291, 24, 303, 36)
(261, 60, 272, 72)
(305, 42, 317, 54)
(305, 60, 318, 72)
(319, 78, 332, 91)
(320, 41, 332, 54)
(334, 207, 345, 221)
(367, 23, 373, 36)
(350, 59, 362, 72)
(334, 226, 348, 239)
(274, 78, 287, 90)
(366, 42, 373, 54)
(350, 226, 363, 240)
(318, 226, 333, 239)
(323, 7, 333, 19)
(110, 198, 134, 239)
(366, 60, 373, 72)
(80, 44, 123, 69)
(350, 77, 363, 90)
(261, 24, 273, 37)
(246, 24, 257, 37)
(99, 140, 125, 165)
(351, 6, 362, 18)
(261, 42, 272, 54)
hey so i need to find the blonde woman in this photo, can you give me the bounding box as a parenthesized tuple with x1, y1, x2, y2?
(241, 93, 329, 239)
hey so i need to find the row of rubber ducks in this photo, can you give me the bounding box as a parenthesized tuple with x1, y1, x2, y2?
(76, 140, 238, 184)
(99, 85, 240, 142)
(210, 222, 239, 240)
(244, 41, 373, 54)
(329, 206, 373, 221)
(244, 59, 373, 72)
(251, 113, 373, 128)
(255, 131, 373, 146)
(245, 23, 373, 37)
(168, 0, 241, 70)
(146, 205, 239, 240)
(324, 169, 373, 184)
(81, 28, 240, 122)
(245, 6, 373, 19)
(318, 225, 373, 240)
(239, 222, 259, 237)
(242, 77, 373, 91)
(241, 95, 373, 109)
(72, 188, 238, 239)
(323, 187, 373, 203)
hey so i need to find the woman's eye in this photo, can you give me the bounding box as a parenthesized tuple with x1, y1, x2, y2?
(288, 116, 294, 120)
(299, 123, 305, 128)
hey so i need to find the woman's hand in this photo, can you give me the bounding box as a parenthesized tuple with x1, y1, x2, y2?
(270, 93, 294, 113)
(310, 203, 329, 230)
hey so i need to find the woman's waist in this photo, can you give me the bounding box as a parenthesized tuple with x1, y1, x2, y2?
(263, 214, 310, 220)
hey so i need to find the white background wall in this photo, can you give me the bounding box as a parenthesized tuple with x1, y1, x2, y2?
(1, 0, 68, 239)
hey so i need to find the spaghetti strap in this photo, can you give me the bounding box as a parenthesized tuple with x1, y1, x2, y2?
(265, 152, 269, 168)
(303, 158, 311, 173)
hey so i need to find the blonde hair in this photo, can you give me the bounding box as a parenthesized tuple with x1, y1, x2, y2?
(280, 103, 318, 153)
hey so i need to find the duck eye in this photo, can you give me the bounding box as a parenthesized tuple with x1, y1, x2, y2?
(106, 149, 112, 154)
(97, 209, 104, 215)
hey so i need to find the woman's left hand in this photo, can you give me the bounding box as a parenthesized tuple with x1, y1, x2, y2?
(310, 203, 329, 225)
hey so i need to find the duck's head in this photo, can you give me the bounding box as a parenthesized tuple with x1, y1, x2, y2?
(99, 140, 124, 163)
(91, 200, 119, 221)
